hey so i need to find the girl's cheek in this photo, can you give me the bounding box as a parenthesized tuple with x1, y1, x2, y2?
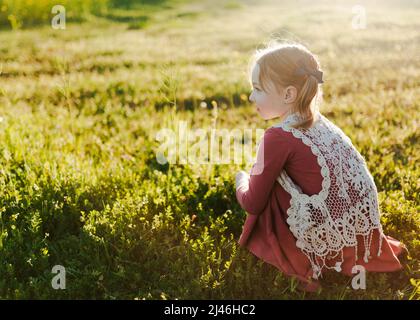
(259, 96, 267, 107)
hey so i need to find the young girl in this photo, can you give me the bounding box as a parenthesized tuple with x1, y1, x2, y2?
(235, 42, 407, 293)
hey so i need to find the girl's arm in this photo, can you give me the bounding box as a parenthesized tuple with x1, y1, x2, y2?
(236, 128, 292, 215)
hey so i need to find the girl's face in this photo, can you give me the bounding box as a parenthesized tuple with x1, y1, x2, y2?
(249, 63, 294, 120)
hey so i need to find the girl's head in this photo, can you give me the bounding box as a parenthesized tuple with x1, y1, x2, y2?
(248, 41, 323, 129)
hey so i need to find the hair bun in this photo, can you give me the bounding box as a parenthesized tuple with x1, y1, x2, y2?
(295, 66, 324, 84)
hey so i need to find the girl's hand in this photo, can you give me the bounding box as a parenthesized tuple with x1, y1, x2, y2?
(235, 170, 250, 190)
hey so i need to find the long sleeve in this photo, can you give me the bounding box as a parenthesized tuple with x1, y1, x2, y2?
(236, 127, 292, 215)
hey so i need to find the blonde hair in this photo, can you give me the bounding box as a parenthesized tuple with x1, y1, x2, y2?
(249, 41, 323, 129)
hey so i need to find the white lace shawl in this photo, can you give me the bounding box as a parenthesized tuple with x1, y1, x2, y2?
(273, 112, 385, 279)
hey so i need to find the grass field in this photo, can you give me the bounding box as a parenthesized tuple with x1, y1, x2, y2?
(0, 0, 419, 299)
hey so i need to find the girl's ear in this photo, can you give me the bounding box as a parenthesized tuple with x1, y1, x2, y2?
(284, 86, 298, 104)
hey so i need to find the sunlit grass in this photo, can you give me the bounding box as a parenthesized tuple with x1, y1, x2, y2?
(0, 0, 418, 299)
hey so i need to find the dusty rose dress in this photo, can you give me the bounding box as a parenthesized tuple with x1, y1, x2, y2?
(236, 127, 406, 292)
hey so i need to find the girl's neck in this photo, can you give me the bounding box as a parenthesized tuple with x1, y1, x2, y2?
(277, 107, 295, 122)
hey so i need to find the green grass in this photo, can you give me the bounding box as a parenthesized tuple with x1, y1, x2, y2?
(0, 0, 190, 29)
(0, 0, 418, 299)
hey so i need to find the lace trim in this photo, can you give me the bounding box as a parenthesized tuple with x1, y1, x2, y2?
(272, 112, 384, 279)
